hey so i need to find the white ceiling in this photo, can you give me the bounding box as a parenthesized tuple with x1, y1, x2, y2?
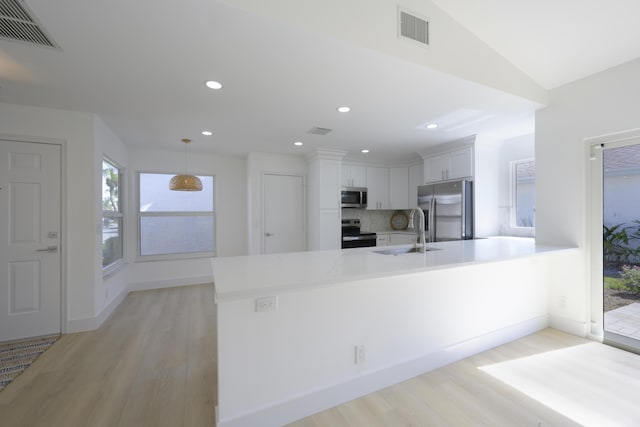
(431, 0, 640, 90)
(1, 1, 639, 162)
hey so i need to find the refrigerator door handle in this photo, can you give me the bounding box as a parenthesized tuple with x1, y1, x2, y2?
(461, 186, 466, 239)
(429, 197, 436, 242)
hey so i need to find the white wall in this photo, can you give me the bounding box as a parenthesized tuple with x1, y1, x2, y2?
(126, 147, 247, 289)
(474, 134, 501, 237)
(0, 102, 97, 329)
(498, 133, 535, 237)
(246, 152, 307, 255)
(536, 57, 640, 335)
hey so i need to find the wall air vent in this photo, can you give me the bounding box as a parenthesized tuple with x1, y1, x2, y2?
(399, 9, 429, 46)
(0, 0, 59, 48)
(307, 127, 332, 136)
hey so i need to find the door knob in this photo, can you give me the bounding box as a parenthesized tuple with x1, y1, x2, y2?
(265, 233, 274, 237)
(36, 245, 58, 252)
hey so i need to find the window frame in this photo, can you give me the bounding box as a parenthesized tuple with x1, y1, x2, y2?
(510, 158, 536, 229)
(102, 157, 124, 276)
(136, 171, 216, 262)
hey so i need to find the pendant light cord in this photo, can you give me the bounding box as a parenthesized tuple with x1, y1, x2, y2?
(181, 138, 191, 174)
(184, 140, 187, 174)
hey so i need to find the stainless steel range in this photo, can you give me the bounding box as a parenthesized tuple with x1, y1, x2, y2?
(341, 219, 376, 249)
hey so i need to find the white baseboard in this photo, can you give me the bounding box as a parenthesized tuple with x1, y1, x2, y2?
(66, 287, 129, 333)
(549, 315, 588, 337)
(66, 316, 98, 333)
(96, 287, 129, 328)
(128, 275, 213, 292)
(217, 315, 549, 427)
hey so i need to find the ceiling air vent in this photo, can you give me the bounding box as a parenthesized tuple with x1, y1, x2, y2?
(399, 9, 429, 46)
(307, 127, 332, 136)
(0, 0, 59, 48)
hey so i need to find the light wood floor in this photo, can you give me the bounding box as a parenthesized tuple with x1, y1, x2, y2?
(0, 284, 216, 427)
(289, 329, 640, 427)
(2, 285, 640, 426)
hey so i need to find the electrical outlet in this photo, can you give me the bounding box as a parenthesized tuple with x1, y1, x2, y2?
(255, 296, 278, 312)
(559, 295, 568, 310)
(355, 344, 366, 364)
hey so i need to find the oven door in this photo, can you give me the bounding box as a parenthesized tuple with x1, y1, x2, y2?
(342, 235, 377, 249)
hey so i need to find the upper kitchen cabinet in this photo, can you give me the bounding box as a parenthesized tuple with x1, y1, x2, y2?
(389, 167, 409, 209)
(408, 163, 423, 206)
(341, 164, 366, 188)
(423, 146, 473, 183)
(366, 166, 390, 210)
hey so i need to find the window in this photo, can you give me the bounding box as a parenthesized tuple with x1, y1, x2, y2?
(512, 159, 536, 228)
(102, 159, 123, 272)
(138, 173, 215, 259)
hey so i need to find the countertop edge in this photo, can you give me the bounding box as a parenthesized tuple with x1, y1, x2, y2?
(213, 243, 578, 303)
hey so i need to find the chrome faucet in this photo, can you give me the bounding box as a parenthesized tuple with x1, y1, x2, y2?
(409, 207, 426, 252)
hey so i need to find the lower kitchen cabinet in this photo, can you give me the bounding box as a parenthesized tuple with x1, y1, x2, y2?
(376, 234, 390, 246)
(389, 233, 416, 245)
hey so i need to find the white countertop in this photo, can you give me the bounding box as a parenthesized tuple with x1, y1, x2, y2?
(211, 238, 574, 302)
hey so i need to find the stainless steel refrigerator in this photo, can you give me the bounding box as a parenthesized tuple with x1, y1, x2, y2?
(417, 180, 473, 242)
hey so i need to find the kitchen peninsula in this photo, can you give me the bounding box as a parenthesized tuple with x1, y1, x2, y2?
(212, 238, 577, 427)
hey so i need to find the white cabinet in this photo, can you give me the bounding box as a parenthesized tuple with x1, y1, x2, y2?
(449, 148, 473, 179)
(389, 167, 409, 209)
(341, 164, 366, 188)
(424, 155, 449, 183)
(389, 233, 416, 245)
(319, 159, 340, 209)
(376, 234, 390, 247)
(366, 167, 390, 210)
(377, 232, 417, 246)
(408, 164, 423, 207)
(308, 154, 342, 251)
(423, 147, 472, 183)
(319, 210, 340, 250)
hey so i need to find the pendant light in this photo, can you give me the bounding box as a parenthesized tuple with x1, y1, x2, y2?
(169, 138, 203, 191)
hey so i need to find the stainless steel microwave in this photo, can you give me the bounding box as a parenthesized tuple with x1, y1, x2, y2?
(341, 187, 367, 208)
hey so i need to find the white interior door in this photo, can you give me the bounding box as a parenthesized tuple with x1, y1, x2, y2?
(263, 174, 305, 254)
(0, 140, 61, 341)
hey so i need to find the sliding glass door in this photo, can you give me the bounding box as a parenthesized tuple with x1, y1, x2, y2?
(603, 142, 640, 352)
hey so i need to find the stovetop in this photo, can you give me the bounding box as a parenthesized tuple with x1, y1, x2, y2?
(341, 219, 376, 238)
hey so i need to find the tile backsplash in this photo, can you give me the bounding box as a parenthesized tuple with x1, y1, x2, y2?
(342, 208, 412, 233)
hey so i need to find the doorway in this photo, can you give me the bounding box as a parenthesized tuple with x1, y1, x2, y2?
(591, 136, 640, 352)
(0, 140, 62, 342)
(263, 173, 305, 254)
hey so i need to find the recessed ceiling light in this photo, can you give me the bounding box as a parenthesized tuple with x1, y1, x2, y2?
(361, 149, 370, 154)
(426, 123, 438, 129)
(337, 106, 351, 113)
(294, 141, 303, 146)
(201, 130, 213, 136)
(205, 80, 223, 90)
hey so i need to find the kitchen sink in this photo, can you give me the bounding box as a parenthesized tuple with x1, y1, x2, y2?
(373, 246, 440, 256)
